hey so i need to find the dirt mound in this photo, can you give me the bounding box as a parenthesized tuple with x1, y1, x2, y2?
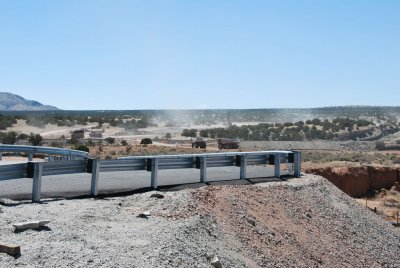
(304, 166, 400, 197)
(192, 177, 400, 267)
(1, 175, 399, 267)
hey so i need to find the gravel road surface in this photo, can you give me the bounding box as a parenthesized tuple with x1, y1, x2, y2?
(0, 165, 277, 199)
(0, 174, 399, 267)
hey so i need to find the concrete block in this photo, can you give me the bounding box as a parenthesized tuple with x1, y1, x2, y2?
(13, 220, 50, 230)
(0, 242, 21, 256)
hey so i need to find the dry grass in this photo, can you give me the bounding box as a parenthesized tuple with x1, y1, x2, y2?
(383, 191, 400, 208)
(88, 144, 220, 159)
(357, 186, 400, 222)
(302, 151, 400, 166)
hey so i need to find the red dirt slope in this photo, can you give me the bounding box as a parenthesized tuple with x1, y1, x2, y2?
(304, 166, 400, 197)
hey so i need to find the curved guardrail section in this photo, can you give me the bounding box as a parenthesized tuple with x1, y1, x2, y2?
(0, 144, 88, 161)
(0, 150, 301, 202)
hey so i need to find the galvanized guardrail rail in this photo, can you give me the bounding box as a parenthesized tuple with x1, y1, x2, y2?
(0, 144, 88, 161)
(0, 150, 301, 202)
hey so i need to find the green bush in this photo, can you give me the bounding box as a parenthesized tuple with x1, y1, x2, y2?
(75, 145, 89, 152)
(28, 133, 43, 146)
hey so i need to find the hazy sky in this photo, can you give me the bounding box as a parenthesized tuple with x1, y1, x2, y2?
(0, 1, 399, 110)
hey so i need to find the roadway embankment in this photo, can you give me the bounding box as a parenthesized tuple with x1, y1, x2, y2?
(1, 174, 399, 267)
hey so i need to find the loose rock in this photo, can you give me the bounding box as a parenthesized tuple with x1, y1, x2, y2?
(13, 220, 50, 230)
(211, 255, 222, 268)
(137, 211, 151, 219)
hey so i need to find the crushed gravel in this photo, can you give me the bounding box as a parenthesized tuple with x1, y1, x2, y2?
(1, 174, 399, 267)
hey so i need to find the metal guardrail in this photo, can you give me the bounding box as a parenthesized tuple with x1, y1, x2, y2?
(41, 160, 88, 176)
(99, 158, 147, 172)
(0, 150, 301, 202)
(0, 163, 28, 181)
(0, 144, 88, 161)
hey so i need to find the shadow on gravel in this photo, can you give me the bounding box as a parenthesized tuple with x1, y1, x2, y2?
(14, 226, 52, 234)
(1, 198, 65, 207)
(12, 255, 21, 260)
(69, 187, 155, 200)
(0, 200, 32, 207)
(208, 179, 252, 186)
(158, 182, 207, 192)
(2, 176, 299, 202)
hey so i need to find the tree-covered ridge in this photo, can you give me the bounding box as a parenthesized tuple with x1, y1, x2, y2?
(185, 117, 399, 141)
(1, 106, 400, 129)
(0, 114, 17, 130)
(1, 106, 400, 144)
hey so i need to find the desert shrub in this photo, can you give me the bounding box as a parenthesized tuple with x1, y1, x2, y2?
(50, 141, 64, 147)
(0, 115, 17, 130)
(86, 139, 95, 146)
(17, 133, 29, 140)
(375, 141, 386, 150)
(140, 138, 152, 145)
(198, 130, 207, 138)
(384, 196, 400, 208)
(28, 133, 43, 146)
(311, 118, 321, 125)
(105, 137, 115, 144)
(0, 131, 17, 144)
(181, 129, 198, 137)
(75, 145, 89, 152)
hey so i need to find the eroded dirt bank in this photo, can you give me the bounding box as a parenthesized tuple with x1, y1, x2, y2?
(304, 166, 400, 197)
(1, 175, 399, 267)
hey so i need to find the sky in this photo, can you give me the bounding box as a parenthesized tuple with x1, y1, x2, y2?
(0, 0, 399, 110)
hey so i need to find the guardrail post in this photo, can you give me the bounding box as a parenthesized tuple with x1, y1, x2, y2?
(30, 162, 43, 202)
(89, 159, 100, 196)
(274, 153, 281, 178)
(28, 154, 33, 161)
(294, 151, 302, 178)
(200, 156, 207, 183)
(151, 158, 159, 189)
(240, 155, 247, 180)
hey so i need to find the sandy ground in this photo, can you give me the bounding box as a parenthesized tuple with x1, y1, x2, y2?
(0, 174, 399, 267)
(6, 120, 214, 140)
(6, 120, 98, 139)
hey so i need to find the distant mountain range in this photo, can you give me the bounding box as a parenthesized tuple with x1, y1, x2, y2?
(0, 92, 59, 111)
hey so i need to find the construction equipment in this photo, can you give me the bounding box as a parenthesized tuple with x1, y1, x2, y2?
(217, 138, 240, 149)
(192, 137, 207, 149)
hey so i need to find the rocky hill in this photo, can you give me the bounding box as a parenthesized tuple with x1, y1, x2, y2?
(0, 174, 399, 267)
(0, 92, 59, 111)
